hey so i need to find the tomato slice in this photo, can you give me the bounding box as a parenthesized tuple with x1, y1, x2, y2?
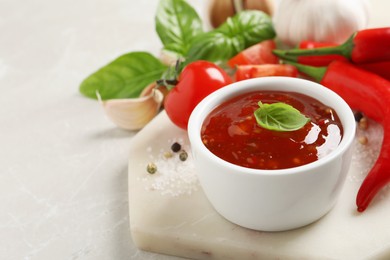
(228, 40, 279, 68)
(235, 64, 298, 81)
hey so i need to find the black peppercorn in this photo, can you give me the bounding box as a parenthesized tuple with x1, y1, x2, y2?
(354, 111, 364, 122)
(171, 142, 181, 153)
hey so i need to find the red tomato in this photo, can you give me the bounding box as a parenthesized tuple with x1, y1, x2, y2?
(164, 61, 232, 130)
(227, 40, 279, 68)
(235, 64, 298, 81)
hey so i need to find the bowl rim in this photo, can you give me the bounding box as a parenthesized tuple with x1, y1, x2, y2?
(187, 76, 356, 176)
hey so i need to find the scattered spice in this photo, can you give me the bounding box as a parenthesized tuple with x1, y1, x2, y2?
(358, 136, 368, 145)
(171, 142, 182, 153)
(146, 162, 157, 174)
(147, 142, 188, 174)
(163, 151, 173, 159)
(358, 117, 369, 130)
(354, 111, 364, 122)
(179, 150, 188, 161)
(142, 138, 199, 196)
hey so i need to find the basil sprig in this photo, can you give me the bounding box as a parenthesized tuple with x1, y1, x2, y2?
(254, 102, 310, 131)
(79, 0, 276, 100)
(186, 11, 275, 64)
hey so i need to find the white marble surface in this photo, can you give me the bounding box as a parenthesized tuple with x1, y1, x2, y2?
(0, 0, 203, 259)
(0, 0, 388, 259)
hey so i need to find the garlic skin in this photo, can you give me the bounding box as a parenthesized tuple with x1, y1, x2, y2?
(273, 0, 370, 46)
(97, 84, 164, 131)
(208, 0, 235, 28)
(208, 0, 274, 28)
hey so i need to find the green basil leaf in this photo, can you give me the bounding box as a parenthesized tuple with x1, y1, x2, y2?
(155, 0, 203, 57)
(79, 52, 167, 100)
(186, 10, 275, 63)
(254, 102, 310, 131)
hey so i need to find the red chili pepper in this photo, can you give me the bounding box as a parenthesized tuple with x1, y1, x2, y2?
(274, 27, 390, 64)
(297, 41, 348, 67)
(352, 28, 390, 63)
(286, 60, 390, 212)
(298, 40, 390, 79)
(357, 61, 390, 81)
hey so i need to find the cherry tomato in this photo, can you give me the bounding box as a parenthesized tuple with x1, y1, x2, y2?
(235, 64, 298, 81)
(164, 61, 232, 130)
(227, 40, 279, 68)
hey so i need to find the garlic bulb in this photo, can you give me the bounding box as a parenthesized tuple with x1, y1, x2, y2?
(97, 83, 164, 131)
(273, 0, 370, 46)
(208, 0, 274, 28)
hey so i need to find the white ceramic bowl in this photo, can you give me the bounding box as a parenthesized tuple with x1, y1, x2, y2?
(188, 77, 355, 232)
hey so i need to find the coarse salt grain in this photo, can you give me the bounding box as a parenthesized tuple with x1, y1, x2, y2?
(349, 119, 383, 183)
(142, 140, 199, 197)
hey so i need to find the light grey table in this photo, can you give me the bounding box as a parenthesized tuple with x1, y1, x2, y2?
(0, 0, 388, 259)
(0, 0, 204, 258)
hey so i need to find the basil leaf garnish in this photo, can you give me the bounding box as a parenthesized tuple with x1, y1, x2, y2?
(79, 52, 167, 100)
(186, 10, 275, 63)
(155, 0, 203, 57)
(254, 102, 310, 131)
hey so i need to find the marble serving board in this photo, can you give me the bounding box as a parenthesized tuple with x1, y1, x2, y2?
(128, 110, 390, 260)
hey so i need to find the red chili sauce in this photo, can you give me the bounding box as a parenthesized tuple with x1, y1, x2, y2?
(201, 91, 343, 170)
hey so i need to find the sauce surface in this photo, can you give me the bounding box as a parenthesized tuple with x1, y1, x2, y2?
(201, 91, 343, 170)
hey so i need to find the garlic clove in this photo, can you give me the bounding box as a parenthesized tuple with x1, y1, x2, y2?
(273, 0, 370, 46)
(140, 82, 169, 106)
(208, 0, 235, 28)
(208, 0, 274, 28)
(97, 86, 164, 131)
(244, 0, 274, 15)
(140, 82, 158, 97)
